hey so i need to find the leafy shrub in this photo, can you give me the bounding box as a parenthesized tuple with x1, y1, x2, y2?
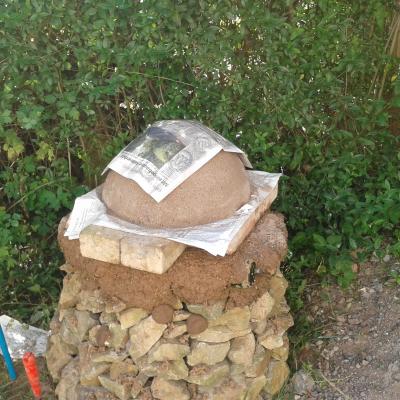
(0, 0, 399, 325)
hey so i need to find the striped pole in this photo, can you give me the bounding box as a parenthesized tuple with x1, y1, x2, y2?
(0, 325, 17, 381)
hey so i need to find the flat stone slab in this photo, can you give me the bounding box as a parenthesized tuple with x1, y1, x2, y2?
(80, 226, 185, 274)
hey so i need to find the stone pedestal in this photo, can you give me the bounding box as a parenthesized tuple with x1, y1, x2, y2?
(47, 213, 292, 400)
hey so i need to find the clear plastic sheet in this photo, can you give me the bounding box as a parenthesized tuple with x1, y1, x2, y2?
(0, 315, 49, 360)
(102, 120, 252, 202)
(65, 171, 281, 256)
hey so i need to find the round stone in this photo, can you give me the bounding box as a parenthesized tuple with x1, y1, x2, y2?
(186, 314, 209, 335)
(102, 151, 250, 228)
(152, 304, 174, 324)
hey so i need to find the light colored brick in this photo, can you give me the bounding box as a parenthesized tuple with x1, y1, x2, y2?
(120, 234, 185, 274)
(80, 225, 125, 264)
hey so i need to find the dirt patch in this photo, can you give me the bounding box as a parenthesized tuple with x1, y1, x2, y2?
(102, 150, 251, 228)
(293, 258, 400, 400)
(58, 213, 287, 311)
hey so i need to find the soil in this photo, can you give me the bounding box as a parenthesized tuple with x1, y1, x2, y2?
(58, 212, 288, 312)
(102, 150, 251, 228)
(292, 258, 400, 400)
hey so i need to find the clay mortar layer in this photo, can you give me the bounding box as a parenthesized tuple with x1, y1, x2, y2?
(58, 213, 288, 312)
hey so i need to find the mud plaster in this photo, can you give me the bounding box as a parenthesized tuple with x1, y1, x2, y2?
(58, 213, 287, 312)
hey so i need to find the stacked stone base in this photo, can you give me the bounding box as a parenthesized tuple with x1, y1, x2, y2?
(47, 213, 293, 400)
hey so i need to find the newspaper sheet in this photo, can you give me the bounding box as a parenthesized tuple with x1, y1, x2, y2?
(65, 171, 281, 257)
(102, 120, 252, 202)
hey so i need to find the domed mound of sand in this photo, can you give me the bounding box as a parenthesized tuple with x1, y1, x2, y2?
(102, 150, 251, 228)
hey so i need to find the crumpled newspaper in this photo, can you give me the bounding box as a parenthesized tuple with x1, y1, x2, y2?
(65, 171, 281, 256)
(0, 315, 49, 359)
(103, 120, 252, 202)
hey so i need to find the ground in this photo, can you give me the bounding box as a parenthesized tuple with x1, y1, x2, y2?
(1, 259, 399, 400)
(285, 257, 400, 400)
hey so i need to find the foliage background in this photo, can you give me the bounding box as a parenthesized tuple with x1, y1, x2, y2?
(1, 0, 399, 328)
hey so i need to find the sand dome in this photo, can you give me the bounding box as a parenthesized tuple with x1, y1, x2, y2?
(102, 150, 251, 228)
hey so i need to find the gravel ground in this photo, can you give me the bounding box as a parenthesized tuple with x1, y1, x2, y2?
(292, 258, 400, 400)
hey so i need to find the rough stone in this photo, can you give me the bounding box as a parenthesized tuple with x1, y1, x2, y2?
(60, 310, 97, 347)
(77, 289, 107, 313)
(80, 225, 125, 264)
(118, 307, 149, 330)
(89, 325, 112, 347)
(127, 316, 167, 360)
(151, 377, 190, 400)
(260, 331, 284, 350)
(246, 345, 272, 378)
(187, 341, 230, 366)
(79, 344, 111, 386)
(263, 360, 290, 396)
(98, 375, 131, 400)
(191, 325, 251, 343)
(100, 312, 118, 324)
(271, 335, 289, 361)
(110, 360, 138, 380)
(209, 307, 250, 331)
(130, 373, 149, 398)
(186, 361, 230, 387)
(140, 358, 189, 381)
(163, 323, 187, 339)
(92, 349, 128, 363)
(198, 376, 247, 400)
(250, 292, 275, 322)
(55, 359, 80, 400)
(290, 369, 315, 395)
(273, 314, 294, 336)
(105, 296, 127, 314)
(173, 310, 191, 322)
(268, 274, 288, 303)
(246, 375, 268, 400)
(186, 301, 225, 320)
(227, 332, 255, 366)
(59, 272, 82, 309)
(152, 304, 174, 324)
(108, 322, 129, 349)
(148, 342, 190, 362)
(46, 334, 74, 381)
(186, 314, 209, 335)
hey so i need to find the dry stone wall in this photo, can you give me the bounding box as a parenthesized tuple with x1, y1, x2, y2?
(47, 213, 293, 400)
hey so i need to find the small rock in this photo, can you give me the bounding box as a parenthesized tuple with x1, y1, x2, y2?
(163, 323, 187, 339)
(383, 254, 391, 262)
(108, 323, 129, 350)
(271, 335, 289, 361)
(127, 316, 167, 360)
(187, 341, 230, 366)
(79, 344, 110, 386)
(199, 376, 247, 399)
(151, 377, 190, 400)
(59, 272, 82, 309)
(250, 292, 275, 322)
(260, 332, 284, 350)
(246, 375, 268, 400)
(110, 360, 138, 380)
(92, 349, 128, 363)
(191, 325, 251, 343)
(46, 334, 74, 381)
(209, 307, 250, 331)
(98, 375, 131, 400)
(89, 325, 111, 347)
(173, 310, 191, 322)
(228, 332, 255, 366)
(187, 301, 225, 320)
(105, 296, 127, 314)
(77, 289, 106, 314)
(60, 310, 97, 347)
(131, 373, 149, 398)
(55, 359, 80, 400)
(186, 361, 230, 387)
(118, 307, 149, 330)
(152, 304, 174, 324)
(187, 314, 208, 335)
(148, 342, 190, 362)
(140, 358, 189, 381)
(269, 275, 288, 302)
(246, 345, 271, 378)
(291, 369, 315, 395)
(264, 360, 290, 396)
(100, 312, 118, 324)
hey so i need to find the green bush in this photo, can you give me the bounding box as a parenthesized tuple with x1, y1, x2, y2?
(1, 0, 399, 325)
